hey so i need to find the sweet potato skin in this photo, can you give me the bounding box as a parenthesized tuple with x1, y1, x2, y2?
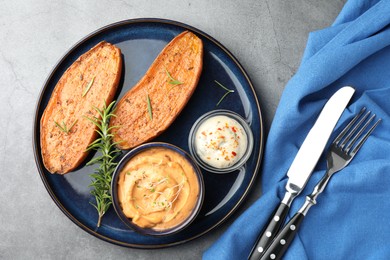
(40, 41, 122, 174)
(110, 31, 203, 150)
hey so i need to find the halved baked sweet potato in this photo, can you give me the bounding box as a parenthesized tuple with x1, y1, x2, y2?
(110, 31, 203, 149)
(40, 41, 122, 174)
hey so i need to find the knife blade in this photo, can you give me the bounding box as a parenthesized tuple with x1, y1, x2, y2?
(248, 86, 355, 260)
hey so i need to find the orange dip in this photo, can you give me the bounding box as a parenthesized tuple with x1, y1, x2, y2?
(117, 147, 200, 230)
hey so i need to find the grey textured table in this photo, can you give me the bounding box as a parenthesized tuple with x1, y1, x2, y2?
(1, 1, 345, 259)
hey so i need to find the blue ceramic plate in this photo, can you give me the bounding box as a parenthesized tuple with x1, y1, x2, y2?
(33, 18, 264, 248)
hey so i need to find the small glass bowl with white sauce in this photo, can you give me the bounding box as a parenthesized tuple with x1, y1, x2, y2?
(188, 110, 254, 174)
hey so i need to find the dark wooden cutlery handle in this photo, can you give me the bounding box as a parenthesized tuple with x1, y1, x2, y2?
(248, 202, 290, 260)
(260, 212, 304, 260)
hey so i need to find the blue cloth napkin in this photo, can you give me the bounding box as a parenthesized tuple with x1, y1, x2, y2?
(203, 0, 390, 259)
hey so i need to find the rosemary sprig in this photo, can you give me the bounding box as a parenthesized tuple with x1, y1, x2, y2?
(54, 119, 78, 134)
(214, 80, 235, 106)
(165, 68, 183, 85)
(82, 76, 95, 97)
(146, 94, 153, 120)
(84, 101, 121, 227)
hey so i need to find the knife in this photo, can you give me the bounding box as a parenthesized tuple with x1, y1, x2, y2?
(248, 86, 355, 260)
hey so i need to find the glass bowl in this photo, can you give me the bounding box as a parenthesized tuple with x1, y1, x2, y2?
(111, 142, 204, 236)
(188, 109, 254, 174)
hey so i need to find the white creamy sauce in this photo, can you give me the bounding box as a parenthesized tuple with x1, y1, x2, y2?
(194, 115, 248, 168)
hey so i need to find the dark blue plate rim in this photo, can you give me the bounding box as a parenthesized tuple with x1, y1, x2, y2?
(32, 18, 264, 248)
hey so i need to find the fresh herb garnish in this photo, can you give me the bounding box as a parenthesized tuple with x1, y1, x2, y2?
(165, 68, 183, 85)
(139, 176, 185, 211)
(82, 76, 95, 97)
(147, 94, 153, 120)
(54, 119, 78, 134)
(84, 101, 121, 227)
(214, 80, 234, 106)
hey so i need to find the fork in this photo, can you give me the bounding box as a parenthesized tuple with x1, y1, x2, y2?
(259, 107, 381, 260)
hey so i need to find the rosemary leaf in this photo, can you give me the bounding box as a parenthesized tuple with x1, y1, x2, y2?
(216, 91, 231, 107)
(165, 68, 183, 85)
(54, 119, 78, 134)
(82, 76, 95, 97)
(86, 157, 102, 166)
(88, 138, 102, 146)
(68, 119, 78, 132)
(147, 94, 153, 120)
(214, 80, 234, 106)
(54, 120, 66, 132)
(106, 100, 116, 112)
(92, 105, 105, 121)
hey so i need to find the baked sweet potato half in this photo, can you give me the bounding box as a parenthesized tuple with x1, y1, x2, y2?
(110, 31, 203, 149)
(40, 41, 122, 174)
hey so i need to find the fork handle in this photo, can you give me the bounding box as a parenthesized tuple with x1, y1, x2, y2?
(259, 174, 332, 260)
(248, 202, 290, 260)
(259, 212, 305, 260)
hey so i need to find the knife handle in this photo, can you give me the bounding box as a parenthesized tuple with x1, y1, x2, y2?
(248, 202, 290, 260)
(260, 212, 304, 260)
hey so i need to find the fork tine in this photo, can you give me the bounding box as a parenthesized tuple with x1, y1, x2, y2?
(345, 113, 375, 152)
(334, 107, 366, 146)
(339, 110, 371, 149)
(350, 118, 381, 155)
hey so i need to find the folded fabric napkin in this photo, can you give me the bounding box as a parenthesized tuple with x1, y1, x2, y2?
(203, 0, 390, 259)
